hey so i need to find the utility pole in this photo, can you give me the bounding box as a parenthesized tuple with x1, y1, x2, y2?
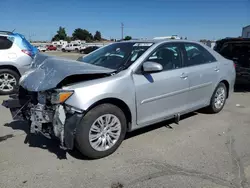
(121, 22, 124, 40)
(29, 32, 35, 42)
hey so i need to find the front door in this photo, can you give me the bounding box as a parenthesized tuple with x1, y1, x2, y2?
(182, 43, 220, 108)
(133, 43, 189, 126)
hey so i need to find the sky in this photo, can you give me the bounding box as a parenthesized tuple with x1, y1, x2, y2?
(0, 0, 249, 41)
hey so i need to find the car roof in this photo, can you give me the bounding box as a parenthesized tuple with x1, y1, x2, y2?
(216, 37, 250, 43)
(118, 39, 200, 44)
(0, 31, 13, 36)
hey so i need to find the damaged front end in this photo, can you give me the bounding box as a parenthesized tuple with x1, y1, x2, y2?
(2, 53, 115, 150)
(2, 87, 83, 150)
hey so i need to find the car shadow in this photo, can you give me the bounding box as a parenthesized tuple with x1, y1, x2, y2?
(3, 112, 198, 161)
(125, 112, 198, 140)
(68, 112, 199, 160)
(4, 121, 67, 160)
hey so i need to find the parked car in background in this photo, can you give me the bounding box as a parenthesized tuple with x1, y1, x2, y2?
(0, 31, 38, 95)
(47, 45, 57, 51)
(62, 43, 81, 52)
(79, 45, 86, 52)
(214, 38, 250, 84)
(80, 45, 99, 54)
(3, 40, 235, 159)
(37, 45, 47, 52)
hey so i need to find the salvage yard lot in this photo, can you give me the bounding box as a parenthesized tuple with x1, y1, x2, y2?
(0, 52, 250, 188)
(42, 51, 83, 60)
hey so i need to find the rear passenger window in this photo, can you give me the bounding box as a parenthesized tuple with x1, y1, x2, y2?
(0, 36, 13, 50)
(183, 43, 216, 66)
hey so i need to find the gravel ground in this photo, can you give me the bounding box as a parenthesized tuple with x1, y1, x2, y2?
(0, 52, 250, 188)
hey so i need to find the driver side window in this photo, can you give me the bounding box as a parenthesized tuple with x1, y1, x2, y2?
(147, 43, 182, 71)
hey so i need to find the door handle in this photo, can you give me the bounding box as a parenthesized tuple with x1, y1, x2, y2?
(180, 73, 188, 79)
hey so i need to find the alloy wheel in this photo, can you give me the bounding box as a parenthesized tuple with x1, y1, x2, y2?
(0, 73, 17, 92)
(214, 87, 226, 109)
(89, 114, 122, 152)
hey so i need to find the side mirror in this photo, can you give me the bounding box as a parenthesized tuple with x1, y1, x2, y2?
(142, 61, 163, 73)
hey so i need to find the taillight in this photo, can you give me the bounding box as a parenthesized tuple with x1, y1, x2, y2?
(233, 62, 236, 68)
(22, 49, 33, 57)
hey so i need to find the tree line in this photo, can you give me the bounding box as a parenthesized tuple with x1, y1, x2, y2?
(52, 26, 133, 42)
(52, 26, 102, 42)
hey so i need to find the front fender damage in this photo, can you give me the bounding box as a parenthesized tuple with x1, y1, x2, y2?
(53, 105, 83, 149)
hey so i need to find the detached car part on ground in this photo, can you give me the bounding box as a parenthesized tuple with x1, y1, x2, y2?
(2, 40, 235, 159)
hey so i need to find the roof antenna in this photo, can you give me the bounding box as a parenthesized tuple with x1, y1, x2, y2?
(12, 29, 16, 32)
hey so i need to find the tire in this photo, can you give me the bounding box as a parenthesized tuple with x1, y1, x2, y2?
(75, 48, 79, 53)
(206, 82, 227, 113)
(76, 104, 127, 159)
(0, 69, 20, 95)
(62, 48, 66, 52)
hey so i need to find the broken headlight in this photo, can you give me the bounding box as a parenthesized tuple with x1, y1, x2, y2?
(51, 90, 74, 104)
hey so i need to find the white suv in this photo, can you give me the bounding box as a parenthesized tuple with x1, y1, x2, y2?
(0, 31, 37, 95)
(62, 43, 81, 52)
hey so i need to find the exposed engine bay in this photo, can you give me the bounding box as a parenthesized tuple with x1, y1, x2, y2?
(2, 87, 83, 150)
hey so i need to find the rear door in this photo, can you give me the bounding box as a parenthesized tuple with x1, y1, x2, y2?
(181, 42, 220, 108)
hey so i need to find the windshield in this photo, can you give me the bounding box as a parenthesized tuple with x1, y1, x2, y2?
(77, 42, 154, 70)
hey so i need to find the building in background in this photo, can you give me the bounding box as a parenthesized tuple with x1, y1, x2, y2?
(242, 25, 250, 38)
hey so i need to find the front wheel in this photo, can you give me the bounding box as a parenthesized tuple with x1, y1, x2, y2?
(206, 82, 227, 113)
(76, 104, 127, 159)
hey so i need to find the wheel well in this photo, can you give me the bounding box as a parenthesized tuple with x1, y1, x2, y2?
(86, 98, 132, 131)
(220, 80, 229, 98)
(0, 65, 21, 76)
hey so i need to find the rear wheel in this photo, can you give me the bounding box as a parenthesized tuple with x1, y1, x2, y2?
(62, 48, 66, 52)
(206, 82, 227, 113)
(76, 104, 127, 159)
(0, 69, 20, 95)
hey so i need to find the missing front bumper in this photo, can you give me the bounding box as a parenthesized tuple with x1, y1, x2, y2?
(2, 95, 83, 150)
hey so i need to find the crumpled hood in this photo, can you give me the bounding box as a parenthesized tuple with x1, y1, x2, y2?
(19, 53, 115, 92)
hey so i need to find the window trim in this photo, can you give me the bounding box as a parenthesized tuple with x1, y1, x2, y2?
(181, 42, 217, 68)
(135, 42, 184, 74)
